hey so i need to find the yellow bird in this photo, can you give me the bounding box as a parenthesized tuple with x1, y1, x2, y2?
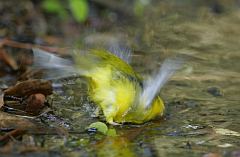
(33, 48, 182, 125)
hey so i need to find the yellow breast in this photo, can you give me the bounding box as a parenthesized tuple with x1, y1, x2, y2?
(88, 65, 139, 123)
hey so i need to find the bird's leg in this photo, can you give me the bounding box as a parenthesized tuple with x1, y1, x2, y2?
(101, 104, 122, 125)
(105, 116, 121, 125)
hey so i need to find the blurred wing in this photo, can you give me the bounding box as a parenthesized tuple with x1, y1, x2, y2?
(84, 34, 132, 63)
(108, 45, 132, 63)
(32, 48, 77, 79)
(142, 57, 184, 108)
(73, 49, 137, 77)
(33, 48, 133, 80)
(33, 48, 73, 68)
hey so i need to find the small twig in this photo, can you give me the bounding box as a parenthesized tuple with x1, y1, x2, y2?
(0, 39, 67, 54)
(0, 129, 27, 144)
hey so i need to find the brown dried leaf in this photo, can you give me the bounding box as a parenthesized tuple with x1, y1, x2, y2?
(4, 79, 52, 97)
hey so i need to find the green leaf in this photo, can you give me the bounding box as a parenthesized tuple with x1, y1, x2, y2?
(69, 0, 89, 22)
(107, 128, 117, 137)
(134, 0, 150, 17)
(42, 0, 67, 18)
(88, 122, 108, 134)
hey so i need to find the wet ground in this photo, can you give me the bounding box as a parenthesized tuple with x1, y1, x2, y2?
(1, 1, 240, 157)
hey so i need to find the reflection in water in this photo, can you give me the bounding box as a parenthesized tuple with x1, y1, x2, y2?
(95, 136, 136, 157)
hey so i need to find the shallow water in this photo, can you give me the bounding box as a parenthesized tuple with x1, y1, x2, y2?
(38, 4, 240, 157)
(2, 1, 240, 157)
(39, 2, 240, 157)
